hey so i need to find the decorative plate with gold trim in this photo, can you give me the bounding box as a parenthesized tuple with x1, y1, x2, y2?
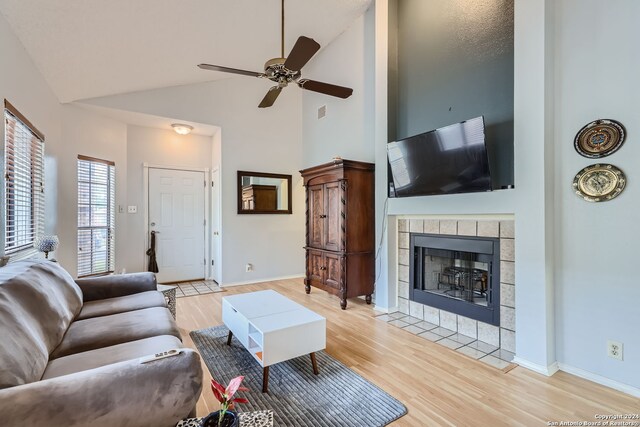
(572, 164, 626, 202)
(574, 119, 626, 158)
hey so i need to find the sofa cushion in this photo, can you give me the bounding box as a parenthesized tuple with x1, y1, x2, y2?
(42, 335, 183, 379)
(76, 290, 167, 320)
(50, 307, 180, 359)
(76, 272, 157, 302)
(0, 260, 83, 389)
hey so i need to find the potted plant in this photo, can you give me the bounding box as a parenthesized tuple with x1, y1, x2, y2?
(201, 376, 249, 427)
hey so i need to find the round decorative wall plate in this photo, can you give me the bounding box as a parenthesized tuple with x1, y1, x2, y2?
(574, 119, 626, 158)
(572, 164, 626, 202)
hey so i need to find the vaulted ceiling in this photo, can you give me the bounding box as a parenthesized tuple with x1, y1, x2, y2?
(0, 0, 371, 102)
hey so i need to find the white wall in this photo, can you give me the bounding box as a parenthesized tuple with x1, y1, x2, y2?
(0, 15, 133, 277)
(0, 12, 61, 254)
(83, 78, 305, 285)
(56, 105, 128, 276)
(124, 125, 214, 274)
(301, 12, 376, 167)
(511, 0, 557, 373)
(554, 0, 640, 389)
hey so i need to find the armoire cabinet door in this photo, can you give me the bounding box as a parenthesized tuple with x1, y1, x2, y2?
(323, 181, 342, 252)
(308, 184, 324, 249)
(324, 252, 343, 291)
(307, 250, 324, 283)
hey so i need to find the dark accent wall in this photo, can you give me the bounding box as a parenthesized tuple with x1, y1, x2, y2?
(389, 0, 514, 189)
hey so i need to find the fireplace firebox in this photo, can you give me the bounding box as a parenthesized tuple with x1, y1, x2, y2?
(410, 233, 500, 326)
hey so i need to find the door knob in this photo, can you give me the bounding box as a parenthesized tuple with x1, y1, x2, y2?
(319, 215, 327, 218)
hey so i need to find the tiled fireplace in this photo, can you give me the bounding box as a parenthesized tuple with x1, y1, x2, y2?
(395, 218, 516, 363)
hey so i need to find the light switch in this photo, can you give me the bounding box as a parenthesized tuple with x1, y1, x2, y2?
(127, 206, 138, 214)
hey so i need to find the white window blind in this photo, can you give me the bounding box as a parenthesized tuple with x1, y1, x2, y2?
(77, 156, 115, 277)
(3, 101, 45, 257)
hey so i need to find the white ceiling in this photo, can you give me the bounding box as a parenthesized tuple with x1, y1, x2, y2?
(0, 0, 371, 103)
(76, 104, 220, 137)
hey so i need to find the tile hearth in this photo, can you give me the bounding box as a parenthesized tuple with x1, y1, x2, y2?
(376, 313, 515, 370)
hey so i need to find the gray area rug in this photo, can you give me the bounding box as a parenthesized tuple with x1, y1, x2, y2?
(190, 325, 407, 427)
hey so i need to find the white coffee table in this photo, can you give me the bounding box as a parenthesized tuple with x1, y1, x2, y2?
(222, 290, 326, 393)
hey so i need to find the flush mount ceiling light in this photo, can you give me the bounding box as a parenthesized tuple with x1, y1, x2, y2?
(171, 124, 193, 135)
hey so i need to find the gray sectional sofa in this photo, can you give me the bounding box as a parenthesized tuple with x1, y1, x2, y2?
(0, 259, 203, 427)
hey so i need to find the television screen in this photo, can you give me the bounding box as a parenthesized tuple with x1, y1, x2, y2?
(387, 116, 492, 197)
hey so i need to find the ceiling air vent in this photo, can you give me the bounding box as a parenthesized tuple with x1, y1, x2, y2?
(318, 105, 327, 119)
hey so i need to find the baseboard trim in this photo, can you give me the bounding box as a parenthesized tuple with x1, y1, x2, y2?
(513, 358, 640, 396)
(512, 357, 559, 376)
(557, 363, 640, 398)
(373, 305, 398, 314)
(221, 274, 304, 288)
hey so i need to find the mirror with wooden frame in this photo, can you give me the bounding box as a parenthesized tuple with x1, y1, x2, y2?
(237, 171, 292, 214)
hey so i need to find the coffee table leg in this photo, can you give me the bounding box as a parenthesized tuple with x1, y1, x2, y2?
(226, 331, 233, 346)
(310, 352, 319, 375)
(262, 366, 269, 393)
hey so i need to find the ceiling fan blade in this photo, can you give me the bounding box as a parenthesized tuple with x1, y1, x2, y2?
(198, 64, 263, 78)
(283, 36, 321, 72)
(298, 79, 353, 99)
(258, 86, 283, 108)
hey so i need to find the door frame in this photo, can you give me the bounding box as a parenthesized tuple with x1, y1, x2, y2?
(210, 167, 222, 283)
(143, 163, 212, 281)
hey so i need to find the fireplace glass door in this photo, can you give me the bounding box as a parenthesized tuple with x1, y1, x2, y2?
(422, 248, 491, 307)
(410, 233, 500, 325)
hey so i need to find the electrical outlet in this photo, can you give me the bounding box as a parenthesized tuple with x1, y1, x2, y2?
(127, 205, 137, 214)
(607, 340, 623, 361)
(245, 263, 253, 272)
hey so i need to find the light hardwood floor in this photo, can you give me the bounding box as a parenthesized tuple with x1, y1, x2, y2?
(177, 278, 638, 426)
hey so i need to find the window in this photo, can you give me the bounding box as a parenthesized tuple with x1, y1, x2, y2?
(3, 100, 45, 257)
(77, 156, 115, 277)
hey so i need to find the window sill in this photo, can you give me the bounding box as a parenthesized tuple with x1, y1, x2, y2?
(4, 249, 42, 263)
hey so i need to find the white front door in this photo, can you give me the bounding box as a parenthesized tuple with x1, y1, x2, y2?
(149, 168, 205, 283)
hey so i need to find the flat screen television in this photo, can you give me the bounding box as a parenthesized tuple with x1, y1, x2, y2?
(387, 116, 492, 197)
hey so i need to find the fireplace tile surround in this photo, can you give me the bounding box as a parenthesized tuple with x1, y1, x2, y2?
(396, 218, 516, 354)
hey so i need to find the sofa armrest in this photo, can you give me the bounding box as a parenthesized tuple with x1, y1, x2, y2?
(76, 272, 157, 302)
(0, 348, 203, 427)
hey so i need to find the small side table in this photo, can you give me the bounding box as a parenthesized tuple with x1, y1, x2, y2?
(157, 284, 177, 319)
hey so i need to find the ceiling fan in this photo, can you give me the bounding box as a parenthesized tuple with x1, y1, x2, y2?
(197, 0, 353, 108)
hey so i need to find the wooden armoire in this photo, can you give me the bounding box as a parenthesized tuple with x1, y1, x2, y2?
(300, 159, 375, 310)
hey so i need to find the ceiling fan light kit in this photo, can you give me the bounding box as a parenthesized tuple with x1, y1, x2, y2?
(197, 0, 353, 108)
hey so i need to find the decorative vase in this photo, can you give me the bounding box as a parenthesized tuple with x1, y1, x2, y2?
(201, 410, 239, 427)
(34, 235, 59, 259)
